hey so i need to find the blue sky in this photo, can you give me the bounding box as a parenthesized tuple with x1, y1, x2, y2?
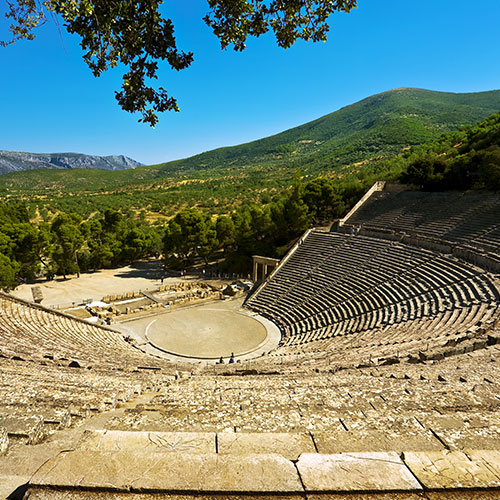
(1, 0, 499, 165)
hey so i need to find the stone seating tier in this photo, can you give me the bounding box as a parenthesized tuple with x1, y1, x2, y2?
(103, 344, 500, 439)
(24, 428, 500, 498)
(0, 292, 196, 371)
(0, 357, 173, 449)
(344, 190, 500, 258)
(246, 231, 500, 365)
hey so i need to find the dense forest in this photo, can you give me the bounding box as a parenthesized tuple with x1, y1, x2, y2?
(399, 112, 500, 190)
(0, 176, 347, 290)
(0, 205, 162, 290)
(1, 111, 499, 291)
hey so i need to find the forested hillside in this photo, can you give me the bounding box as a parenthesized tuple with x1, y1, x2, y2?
(399, 112, 500, 190)
(0, 88, 499, 220)
(1, 110, 499, 290)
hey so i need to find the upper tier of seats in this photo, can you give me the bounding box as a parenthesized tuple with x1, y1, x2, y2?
(245, 230, 500, 367)
(342, 190, 500, 264)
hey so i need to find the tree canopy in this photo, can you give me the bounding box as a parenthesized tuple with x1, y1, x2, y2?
(399, 112, 500, 191)
(1, 0, 357, 126)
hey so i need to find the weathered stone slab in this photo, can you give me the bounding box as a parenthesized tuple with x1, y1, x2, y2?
(30, 451, 303, 493)
(425, 491, 500, 499)
(25, 490, 486, 500)
(27, 491, 304, 500)
(307, 495, 424, 500)
(418, 415, 465, 430)
(467, 450, 500, 478)
(218, 432, 315, 460)
(432, 428, 500, 451)
(78, 430, 215, 454)
(0, 427, 8, 455)
(314, 429, 442, 453)
(343, 415, 423, 433)
(296, 452, 422, 492)
(403, 450, 500, 489)
(421, 415, 500, 450)
(0, 415, 45, 444)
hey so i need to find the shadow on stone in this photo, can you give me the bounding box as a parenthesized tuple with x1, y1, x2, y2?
(7, 482, 28, 500)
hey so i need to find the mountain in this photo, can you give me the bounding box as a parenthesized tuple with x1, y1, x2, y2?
(155, 88, 500, 175)
(0, 88, 499, 217)
(0, 151, 143, 175)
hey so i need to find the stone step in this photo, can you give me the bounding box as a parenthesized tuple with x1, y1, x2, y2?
(28, 451, 302, 495)
(78, 429, 216, 454)
(79, 428, 452, 457)
(24, 442, 500, 499)
(77, 430, 316, 460)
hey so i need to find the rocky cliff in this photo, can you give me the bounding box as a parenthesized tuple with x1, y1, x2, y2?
(0, 151, 143, 175)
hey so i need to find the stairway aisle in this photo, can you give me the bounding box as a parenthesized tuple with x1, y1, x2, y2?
(0, 389, 160, 500)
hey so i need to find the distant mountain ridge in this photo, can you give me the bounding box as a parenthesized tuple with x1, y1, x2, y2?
(0, 150, 143, 175)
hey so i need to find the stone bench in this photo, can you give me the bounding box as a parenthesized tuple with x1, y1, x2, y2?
(24, 431, 500, 499)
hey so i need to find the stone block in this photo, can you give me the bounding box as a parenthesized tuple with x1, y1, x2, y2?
(26, 492, 305, 500)
(0, 427, 8, 455)
(425, 492, 500, 499)
(0, 415, 45, 444)
(403, 450, 500, 489)
(78, 430, 216, 454)
(420, 415, 464, 430)
(487, 334, 499, 345)
(307, 495, 425, 500)
(380, 356, 400, 366)
(467, 450, 500, 478)
(218, 432, 315, 460)
(424, 421, 500, 451)
(30, 451, 303, 493)
(296, 452, 422, 492)
(314, 429, 443, 453)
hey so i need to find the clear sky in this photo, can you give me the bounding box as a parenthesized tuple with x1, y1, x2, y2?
(1, 0, 499, 165)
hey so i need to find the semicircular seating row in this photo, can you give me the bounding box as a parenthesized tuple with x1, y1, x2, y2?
(344, 191, 500, 258)
(245, 231, 500, 366)
(0, 294, 185, 450)
(0, 293, 168, 371)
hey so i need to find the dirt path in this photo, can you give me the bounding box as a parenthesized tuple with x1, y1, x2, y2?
(11, 260, 185, 309)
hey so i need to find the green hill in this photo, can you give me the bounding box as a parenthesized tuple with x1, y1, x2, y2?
(1, 88, 499, 217)
(156, 87, 500, 174)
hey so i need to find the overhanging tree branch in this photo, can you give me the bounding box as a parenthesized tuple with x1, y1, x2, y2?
(1, 0, 357, 126)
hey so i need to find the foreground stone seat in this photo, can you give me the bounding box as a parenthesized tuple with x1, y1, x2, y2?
(27, 450, 303, 497)
(78, 429, 317, 461)
(403, 450, 500, 489)
(296, 452, 421, 492)
(78, 429, 216, 454)
(24, 434, 500, 499)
